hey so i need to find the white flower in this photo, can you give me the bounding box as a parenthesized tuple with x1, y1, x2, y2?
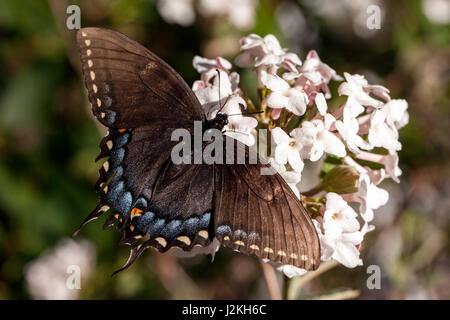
(235, 34, 302, 71)
(423, 0, 450, 25)
(268, 158, 302, 197)
(287, 50, 342, 99)
(357, 173, 389, 222)
(298, 50, 342, 85)
(382, 99, 409, 130)
(193, 55, 232, 74)
(263, 259, 308, 278)
(157, 0, 195, 26)
(321, 193, 363, 268)
(221, 96, 257, 146)
(198, 0, 257, 30)
(271, 127, 305, 173)
(193, 69, 240, 117)
(299, 115, 346, 161)
(338, 73, 388, 116)
(262, 73, 308, 116)
(192, 55, 237, 88)
(234, 34, 267, 67)
(382, 151, 402, 183)
(185, 34, 408, 273)
(24, 238, 96, 300)
(323, 193, 360, 238)
(335, 107, 372, 153)
(368, 108, 402, 151)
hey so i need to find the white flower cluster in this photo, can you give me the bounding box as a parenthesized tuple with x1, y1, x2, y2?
(24, 239, 96, 299)
(191, 34, 409, 276)
(156, 0, 258, 30)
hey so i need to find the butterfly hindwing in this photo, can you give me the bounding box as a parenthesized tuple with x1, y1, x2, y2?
(214, 137, 321, 270)
(110, 162, 215, 275)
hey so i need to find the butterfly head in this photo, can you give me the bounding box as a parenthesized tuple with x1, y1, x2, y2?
(215, 112, 229, 128)
(205, 112, 229, 131)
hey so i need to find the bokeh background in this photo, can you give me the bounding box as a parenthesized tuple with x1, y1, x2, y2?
(0, 0, 448, 299)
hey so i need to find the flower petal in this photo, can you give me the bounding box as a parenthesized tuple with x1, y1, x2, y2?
(266, 92, 289, 110)
(261, 73, 290, 92)
(315, 92, 327, 116)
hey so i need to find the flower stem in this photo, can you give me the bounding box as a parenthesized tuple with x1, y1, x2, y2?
(310, 288, 360, 300)
(286, 260, 339, 300)
(259, 260, 282, 300)
(302, 184, 324, 197)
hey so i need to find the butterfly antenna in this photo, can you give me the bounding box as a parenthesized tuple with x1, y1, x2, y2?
(216, 69, 229, 114)
(227, 111, 264, 117)
(223, 130, 250, 136)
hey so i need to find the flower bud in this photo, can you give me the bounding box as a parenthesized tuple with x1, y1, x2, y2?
(320, 165, 360, 194)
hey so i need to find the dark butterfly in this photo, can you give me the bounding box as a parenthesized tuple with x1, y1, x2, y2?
(75, 27, 320, 274)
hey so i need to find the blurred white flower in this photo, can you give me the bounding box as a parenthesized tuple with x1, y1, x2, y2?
(302, 0, 385, 39)
(157, 0, 258, 29)
(157, 0, 195, 26)
(423, 0, 450, 24)
(24, 238, 96, 300)
(271, 127, 305, 173)
(199, 0, 258, 30)
(299, 115, 346, 161)
(261, 73, 308, 118)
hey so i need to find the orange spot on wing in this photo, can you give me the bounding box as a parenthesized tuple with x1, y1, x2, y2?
(118, 129, 126, 133)
(131, 207, 143, 217)
(130, 225, 135, 231)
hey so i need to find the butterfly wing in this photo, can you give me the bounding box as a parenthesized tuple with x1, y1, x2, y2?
(77, 27, 204, 128)
(75, 28, 205, 231)
(213, 137, 321, 270)
(110, 162, 217, 274)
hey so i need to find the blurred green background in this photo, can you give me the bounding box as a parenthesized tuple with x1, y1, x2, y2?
(0, 0, 448, 299)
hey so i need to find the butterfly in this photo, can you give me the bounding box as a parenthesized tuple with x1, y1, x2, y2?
(75, 27, 320, 274)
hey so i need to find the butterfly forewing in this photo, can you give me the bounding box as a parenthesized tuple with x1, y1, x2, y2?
(77, 27, 204, 129)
